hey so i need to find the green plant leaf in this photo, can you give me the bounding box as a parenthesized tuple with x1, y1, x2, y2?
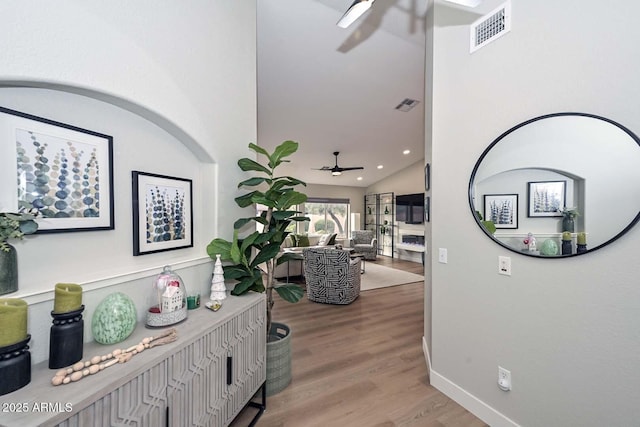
(240, 231, 260, 253)
(268, 140, 299, 169)
(274, 284, 304, 303)
(230, 231, 243, 264)
(238, 158, 271, 175)
(18, 220, 38, 235)
(251, 242, 282, 267)
(238, 177, 269, 187)
(235, 191, 258, 208)
(223, 265, 251, 280)
(248, 143, 270, 158)
(207, 238, 232, 260)
(482, 220, 497, 234)
(231, 275, 261, 296)
(277, 191, 308, 210)
(271, 210, 297, 220)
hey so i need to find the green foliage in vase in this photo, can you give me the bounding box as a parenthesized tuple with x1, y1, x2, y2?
(559, 207, 579, 219)
(475, 210, 496, 234)
(0, 211, 38, 252)
(206, 141, 309, 332)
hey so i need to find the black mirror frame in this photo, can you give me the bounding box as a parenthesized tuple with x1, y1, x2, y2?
(468, 112, 640, 258)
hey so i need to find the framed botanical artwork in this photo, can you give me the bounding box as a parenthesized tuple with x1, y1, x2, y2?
(424, 196, 430, 222)
(484, 194, 518, 229)
(0, 106, 114, 233)
(132, 171, 193, 256)
(528, 180, 565, 217)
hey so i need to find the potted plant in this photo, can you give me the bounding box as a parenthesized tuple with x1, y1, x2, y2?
(206, 140, 309, 395)
(0, 211, 38, 295)
(559, 207, 579, 232)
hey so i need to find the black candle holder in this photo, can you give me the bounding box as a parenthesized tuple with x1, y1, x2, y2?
(0, 335, 31, 396)
(577, 243, 588, 254)
(49, 305, 84, 369)
(561, 240, 573, 255)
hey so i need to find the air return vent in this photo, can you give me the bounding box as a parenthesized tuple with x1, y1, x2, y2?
(395, 98, 420, 112)
(470, 2, 511, 53)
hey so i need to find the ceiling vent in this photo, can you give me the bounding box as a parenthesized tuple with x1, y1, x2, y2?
(395, 98, 420, 112)
(470, 1, 511, 53)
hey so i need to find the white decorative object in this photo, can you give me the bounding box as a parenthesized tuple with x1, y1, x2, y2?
(210, 254, 227, 301)
(162, 281, 183, 313)
(146, 265, 188, 327)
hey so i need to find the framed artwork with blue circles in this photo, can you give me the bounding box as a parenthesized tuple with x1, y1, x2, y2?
(132, 171, 193, 256)
(0, 106, 114, 233)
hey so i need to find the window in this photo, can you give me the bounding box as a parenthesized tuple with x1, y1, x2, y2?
(302, 198, 350, 239)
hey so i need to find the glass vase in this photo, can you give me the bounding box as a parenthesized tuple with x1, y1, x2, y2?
(562, 217, 575, 233)
(0, 244, 18, 295)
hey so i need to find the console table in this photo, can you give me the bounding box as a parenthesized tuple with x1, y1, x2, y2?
(0, 292, 266, 427)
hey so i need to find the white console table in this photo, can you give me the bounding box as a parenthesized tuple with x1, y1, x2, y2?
(0, 292, 266, 427)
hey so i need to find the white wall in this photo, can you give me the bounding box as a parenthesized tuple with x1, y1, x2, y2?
(0, 1, 257, 364)
(428, 1, 640, 426)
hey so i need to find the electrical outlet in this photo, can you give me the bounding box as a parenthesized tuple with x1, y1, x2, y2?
(498, 256, 511, 276)
(438, 248, 448, 263)
(498, 366, 511, 391)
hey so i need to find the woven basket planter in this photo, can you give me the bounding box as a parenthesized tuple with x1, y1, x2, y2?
(266, 322, 292, 396)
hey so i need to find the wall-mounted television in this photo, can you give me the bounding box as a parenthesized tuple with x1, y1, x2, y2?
(396, 193, 424, 224)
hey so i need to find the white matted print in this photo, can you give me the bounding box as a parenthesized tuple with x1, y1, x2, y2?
(528, 180, 565, 217)
(484, 194, 518, 229)
(132, 171, 193, 256)
(0, 106, 114, 233)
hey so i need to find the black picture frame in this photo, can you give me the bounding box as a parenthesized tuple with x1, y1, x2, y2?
(527, 180, 566, 217)
(132, 171, 193, 256)
(484, 194, 518, 229)
(425, 163, 431, 191)
(1, 106, 114, 233)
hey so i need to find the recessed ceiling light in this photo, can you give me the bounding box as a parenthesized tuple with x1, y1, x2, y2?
(357, 176, 363, 181)
(403, 149, 410, 155)
(377, 165, 383, 169)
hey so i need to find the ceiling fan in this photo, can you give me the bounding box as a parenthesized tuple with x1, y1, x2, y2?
(314, 151, 364, 176)
(337, 0, 482, 29)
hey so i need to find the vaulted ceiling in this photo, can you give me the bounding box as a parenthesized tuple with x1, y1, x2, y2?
(257, 0, 429, 187)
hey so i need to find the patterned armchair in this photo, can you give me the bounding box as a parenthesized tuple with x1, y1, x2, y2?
(349, 230, 377, 260)
(303, 248, 361, 305)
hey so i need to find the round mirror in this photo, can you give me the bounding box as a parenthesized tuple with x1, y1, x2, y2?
(469, 113, 640, 257)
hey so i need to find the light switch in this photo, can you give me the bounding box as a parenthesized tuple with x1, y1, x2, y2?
(438, 248, 448, 263)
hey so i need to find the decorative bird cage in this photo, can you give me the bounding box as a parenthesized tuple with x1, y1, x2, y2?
(146, 265, 188, 327)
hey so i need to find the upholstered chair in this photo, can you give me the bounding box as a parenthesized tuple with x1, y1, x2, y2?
(349, 230, 377, 260)
(303, 247, 361, 305)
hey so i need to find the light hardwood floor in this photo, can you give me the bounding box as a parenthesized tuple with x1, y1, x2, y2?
(231, 257, 487, 427)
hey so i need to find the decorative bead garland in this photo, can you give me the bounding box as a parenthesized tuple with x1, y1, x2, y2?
(51, 328, 177, 386)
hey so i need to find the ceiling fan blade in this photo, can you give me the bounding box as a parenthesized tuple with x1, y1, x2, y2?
(312, 166, 332, 171)
(337, 167, 364, 171)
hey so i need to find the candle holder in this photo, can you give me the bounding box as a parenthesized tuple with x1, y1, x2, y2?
(561, 240, 572, 255)
(577, 243, 588, 254)
(0, 335, 31, 396)
(49, 305, 84, 369)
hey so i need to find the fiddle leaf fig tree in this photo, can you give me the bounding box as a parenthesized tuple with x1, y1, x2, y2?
(207, 141, 309, 331)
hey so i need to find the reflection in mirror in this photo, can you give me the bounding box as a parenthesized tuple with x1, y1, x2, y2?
(469, 113, 640, 257)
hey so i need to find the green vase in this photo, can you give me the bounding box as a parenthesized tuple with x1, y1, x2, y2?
(562, 217, 575, 232)
(91, 292, 137, 344)
(0, 243, 18, 295)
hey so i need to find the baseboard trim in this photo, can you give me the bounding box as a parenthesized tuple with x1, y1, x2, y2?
(429, 368, 521, 427)
(421, 336, 432, 376)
